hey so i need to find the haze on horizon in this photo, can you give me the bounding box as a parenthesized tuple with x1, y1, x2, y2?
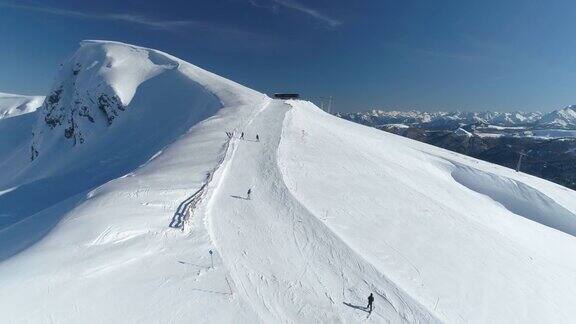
(1, 0, 575, 113)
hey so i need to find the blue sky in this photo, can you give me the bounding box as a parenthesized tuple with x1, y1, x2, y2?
(1, 0, 576, 112)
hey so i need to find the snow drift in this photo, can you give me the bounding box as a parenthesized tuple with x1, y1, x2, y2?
(1, 41, 576, 323)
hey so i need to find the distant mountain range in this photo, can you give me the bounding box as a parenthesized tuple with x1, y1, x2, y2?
(338, 106, 576, 130)
(338, 106, 576, 190)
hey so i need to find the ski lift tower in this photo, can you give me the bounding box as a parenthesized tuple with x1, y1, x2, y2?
(516, 151, 527, 172)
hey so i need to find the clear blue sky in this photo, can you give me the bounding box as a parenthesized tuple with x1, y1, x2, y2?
(1, 0, 576, 112)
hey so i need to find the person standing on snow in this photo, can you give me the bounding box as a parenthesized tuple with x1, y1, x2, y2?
(256, 134, 259, 142)
(367, 293, 374, 312)
(240, 132, 244, 140)
(247, 188, 252, 200)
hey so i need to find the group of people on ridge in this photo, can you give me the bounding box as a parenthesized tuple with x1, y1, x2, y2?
(239, 132, 259, 142)
(226, 131, 259, 200)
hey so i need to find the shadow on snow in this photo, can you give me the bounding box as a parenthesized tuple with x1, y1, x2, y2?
(343, 302, 370, 313)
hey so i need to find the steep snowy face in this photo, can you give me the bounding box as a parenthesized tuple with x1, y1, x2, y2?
(0, 92, 43, 119)
(21, 40, 264, 183)
(30, 41, 179, 159)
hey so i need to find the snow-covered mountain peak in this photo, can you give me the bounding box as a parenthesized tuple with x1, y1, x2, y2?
(0, 39, 266, 191)
(29, 40, 264, 165)
(340, 109, 549, 129)
(31, 41, 177, 158)
(538, 105, 576, 128)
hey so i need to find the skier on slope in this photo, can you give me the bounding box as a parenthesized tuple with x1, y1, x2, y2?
(367, 293, 374, 312)
(247, 188, 252, 200)
(256, 134, 259, 142)
(240, 132, 244, 140)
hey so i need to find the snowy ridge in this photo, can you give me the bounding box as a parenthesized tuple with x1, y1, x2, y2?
(537, 105, 576, 128)
(341, 106, 576, 130)
(0, 40, 267, 226)
(0, 92, 43, 119)
(26, 40, 262, 181)
(339, 109, 544, 128)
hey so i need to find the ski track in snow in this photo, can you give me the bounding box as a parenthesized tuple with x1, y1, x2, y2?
(201, 100, 438, 323)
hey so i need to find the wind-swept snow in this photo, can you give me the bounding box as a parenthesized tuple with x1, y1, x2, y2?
(2, 41, 576, 323)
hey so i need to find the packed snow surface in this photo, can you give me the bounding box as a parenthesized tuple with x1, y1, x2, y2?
(1, 41, 576, 323)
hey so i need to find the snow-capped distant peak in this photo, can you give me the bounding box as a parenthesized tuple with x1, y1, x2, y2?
(538, 105, 576, 129)
(454, 127, 472, 137)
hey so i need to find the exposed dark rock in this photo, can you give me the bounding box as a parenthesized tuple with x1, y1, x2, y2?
(97, 94, 124, 126)
(30, 144, 38, 161)
(44, 88, 64, 128)
(78, 105, 94, 123)
(73, 63, 81, 76)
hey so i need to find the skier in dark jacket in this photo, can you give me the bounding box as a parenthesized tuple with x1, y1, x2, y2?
(367, 293, 374, 312)
(247, 188, 252, 200)
(240, 132, 244, 139)
(256, 134, 259, 142)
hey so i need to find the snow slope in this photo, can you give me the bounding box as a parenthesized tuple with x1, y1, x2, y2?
(279, 101, 576, 323)
(0, 92, 43, 119)
(2, 40, 576, 323)
(207, 101, 436, 323)
(0, 41, 269, 322)
(0, 93, 42, 185)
